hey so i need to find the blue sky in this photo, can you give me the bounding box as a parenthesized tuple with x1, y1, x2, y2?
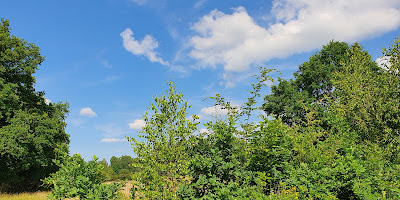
(1, 0, 400, 162)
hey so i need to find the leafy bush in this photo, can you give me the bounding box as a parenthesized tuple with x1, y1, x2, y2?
(44, 154, 124, 200)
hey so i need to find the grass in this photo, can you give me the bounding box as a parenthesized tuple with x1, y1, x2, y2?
(0, 191, 49, 200)
(0, 181, 133, 200)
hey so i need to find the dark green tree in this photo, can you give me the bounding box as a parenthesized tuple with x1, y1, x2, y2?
(0, 19, 69, 192)
(110, 156, 122, 175)
(263, 41, 351, 126)
(98, 158, 118, 181)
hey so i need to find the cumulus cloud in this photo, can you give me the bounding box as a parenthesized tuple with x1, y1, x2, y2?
(189, 0, 400, 73)
(376, 56, 391, 70)
(121, 28, 168, 65)
(44, 97, 51, 105)
(129, 119, 146, 130)
(80, 107, 97, 117)
(199, 128, 208, 133)
(100, 138, 128, 143)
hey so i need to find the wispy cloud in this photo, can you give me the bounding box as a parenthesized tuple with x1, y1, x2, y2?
(100, 138, 128, 143)
(80, 107, 97, 117)
(130, 0, 147, 5)
(121, 28, 169, 65)
(102, 75, 120, 83)
(194, 0, 207, 9)
(96, 123, 129, 138)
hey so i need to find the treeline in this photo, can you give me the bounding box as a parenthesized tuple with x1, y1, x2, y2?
(98, 155, 139, 181)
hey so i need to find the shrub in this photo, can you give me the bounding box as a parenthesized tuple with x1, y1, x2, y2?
(43, 154, 124, 200)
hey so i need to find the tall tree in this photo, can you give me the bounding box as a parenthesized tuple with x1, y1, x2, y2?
(0, 19, 69, 192)
(333, 41, 399, 160)
(263, 41, 350, 126)
(129, 81, 198, 199)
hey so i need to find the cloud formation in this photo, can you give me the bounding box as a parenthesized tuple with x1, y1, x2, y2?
(129, 119, 146, 130)
(80, 107, 97, 117)
(189, 0, 400, 72)
(44, 97, 51, 105)
(100, 138, 128, 143)
(121, 28, 168, 65)
(376, 56, 391, 70)
(200, 105, 229, 116)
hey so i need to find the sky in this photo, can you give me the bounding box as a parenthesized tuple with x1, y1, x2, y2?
(1, 0, 400, 162)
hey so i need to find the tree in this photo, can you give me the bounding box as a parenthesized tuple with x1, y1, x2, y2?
(263, 41, 351, 126)
(129, 81, 198, 199)
(118, 169, 131, 180)
(109, 155, 138, 179)
(110, 156, 122, 175)
(0, 19, 69, 192)
(98, 159, 118, 181)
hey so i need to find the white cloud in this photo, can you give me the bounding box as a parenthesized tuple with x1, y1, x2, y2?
(80, 107, 97, 117)
(129, 119, 146, 130)
(100, 138, 128, 143)
(199, 128, 208, 133)
(201, 105, 229, 116)
(376, 56, 391, 70)
(121, 28, 168, 65)
(44, 97, 51, 105)
(189, 1, 400, 74)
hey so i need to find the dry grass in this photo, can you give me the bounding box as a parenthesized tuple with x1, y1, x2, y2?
(0, 191, 49, 200)
(0, 181, 133, 200)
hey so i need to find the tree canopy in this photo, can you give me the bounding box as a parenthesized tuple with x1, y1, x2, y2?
(0, 19, 70, 192)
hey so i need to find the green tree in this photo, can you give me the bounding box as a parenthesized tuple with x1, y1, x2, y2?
(110, 156, 122, 175)
(129, 81, 198, 199)
(98, 159, 118, 181)
(44, 154, 124, 200)
(281, 41, 400, 199)
(263, 41, 350, 126)
(0, 19, 69, 192)
(118, 169, 131, 180)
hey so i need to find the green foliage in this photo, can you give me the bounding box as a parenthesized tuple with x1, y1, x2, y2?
(263, 41, 350, 126)
(128, 81, 198, 199)
(98, 159, 118, 181)
(247, 118, 293, 194)
(110, 155, 139, 178)
(179, 119, 263, 199)
(0, 19, 69, 192)
(118, 169, 131, 180)
(44, 154, 124, 200)
(125, 37, 400, 199)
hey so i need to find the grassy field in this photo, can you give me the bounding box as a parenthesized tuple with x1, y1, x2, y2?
(0, 182, 133, 200)
(0, 191, 50, 200)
